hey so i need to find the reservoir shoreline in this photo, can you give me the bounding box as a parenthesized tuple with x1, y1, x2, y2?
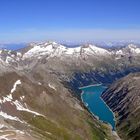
(80, 84, 116, 130)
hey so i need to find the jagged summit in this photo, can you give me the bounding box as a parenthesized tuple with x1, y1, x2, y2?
(126, 44, 140, 54)
(113, 43, 140, 57)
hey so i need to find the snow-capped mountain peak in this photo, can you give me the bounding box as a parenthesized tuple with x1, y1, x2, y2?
(22, 42, 110, 60)
(114, 44, 140, 58)
(126, 44, 140, 54)
(22, 41, 66, 58)
(81, 44, 109, 54)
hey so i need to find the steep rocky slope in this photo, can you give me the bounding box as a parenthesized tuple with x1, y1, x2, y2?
(0, 71, 117, 140)
(102, 73, 140, 140)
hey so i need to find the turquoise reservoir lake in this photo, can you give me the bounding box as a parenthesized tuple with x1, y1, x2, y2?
(80, 85, 115, 130)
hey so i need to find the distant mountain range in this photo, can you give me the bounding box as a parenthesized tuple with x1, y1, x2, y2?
(1, 40, 140, 50)
(0, 43, 27, 50)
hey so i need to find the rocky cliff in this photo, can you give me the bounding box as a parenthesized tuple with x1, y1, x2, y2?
(102, 73, 140, 140)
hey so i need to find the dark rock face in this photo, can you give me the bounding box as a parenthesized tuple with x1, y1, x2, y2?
(102, 73, 140, 140)
(63, 67, 140, 100)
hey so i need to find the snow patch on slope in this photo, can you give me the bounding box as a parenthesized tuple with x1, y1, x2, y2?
(48, 83, 56, 91)
(11, 80, 21, 93)
(0, 111, 22, 122)
(13, 100, 45, 117)
(0, 79, 46, 122)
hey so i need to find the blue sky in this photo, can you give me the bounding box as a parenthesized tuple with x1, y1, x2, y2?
(0, 0, 140, 43)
